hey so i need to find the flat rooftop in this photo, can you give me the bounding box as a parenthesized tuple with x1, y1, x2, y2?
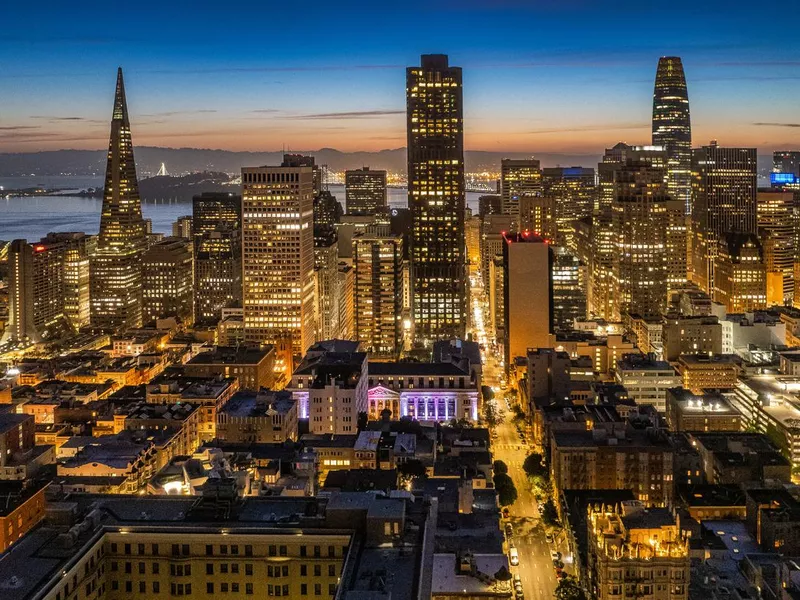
(187, 345, 273, 365)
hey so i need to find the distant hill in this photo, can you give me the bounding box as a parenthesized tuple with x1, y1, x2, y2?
(0, 146, 775, 179)
(0, 146, 604, 177)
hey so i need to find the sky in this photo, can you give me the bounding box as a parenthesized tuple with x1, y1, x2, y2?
(1, 0, 799, 155)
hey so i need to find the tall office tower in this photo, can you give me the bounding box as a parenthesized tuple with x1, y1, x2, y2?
(407, 54, 466, 343)
(594, 144, 682, 319)
(501, 158, 542, 228)
(552, 246, 587, 331)
(757, 190, 795, 305)
(171, 215, 193, 238)
(313, 190, 343, 234)
(40, 232, 94, 329)
(283, 153, 322, 194)
(542, 167, 596, 250)
(652, 56, 692, 215)
(141, 237, 194, 324)
(1, 239, 69, 343)
(192, 193, 242, 323)
(352, 232, 404, 358)
(502, 232, 553, 370)
(90, 68, 148, 331)
(242, 165, 315, 358)
(478, 194, 502, 219)
(489, 254, 505, 344)
(314, 229, 340, 342)
(772, 151, 800, 185)
(714, 233, 766, 313)
(480, 214, 513, 289)
(691, 143, 757, 295)
(337, 262, 355, 339)
(345, 167, 387, 215)
(519, 194, 555, 240)
(611, 157, 671, 317)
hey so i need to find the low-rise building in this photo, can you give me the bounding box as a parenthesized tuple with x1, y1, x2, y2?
(662, 316, 723, 362)
(616, 354, 681, 412)
(0, 479, 47, 553)
(745, 488, 800, 555)
(586, 500, 689, 600)
(184, 345, 275, 391)
(676, 483, 746, 521)
(217, 390, 298, 443)
(676, 354, 741, 393)
(689, 432, 791, 484)
(665, 387, 743, 432)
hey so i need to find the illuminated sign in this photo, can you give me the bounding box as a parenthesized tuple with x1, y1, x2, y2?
(771, 173, 798, 185)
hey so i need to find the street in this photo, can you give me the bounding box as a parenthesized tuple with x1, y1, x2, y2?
(468, 273, 559, 600)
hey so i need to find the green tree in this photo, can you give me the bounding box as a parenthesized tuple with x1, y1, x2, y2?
(493, 460, 509, 476)
(494, 473, 518, 506)
(541, 498, 559, 526)
(523, 453, 547, 478)
(555, 576, 586, 600)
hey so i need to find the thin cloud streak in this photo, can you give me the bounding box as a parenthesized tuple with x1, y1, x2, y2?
(522, 122, 649, 135)
(753, 122, 800, 128)
(277, 110, 405, 120)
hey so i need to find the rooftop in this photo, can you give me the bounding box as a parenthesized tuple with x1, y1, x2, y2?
(368, 362, 469, 377)
(187, 345, 273, 365)
(219, 390, 295, 418)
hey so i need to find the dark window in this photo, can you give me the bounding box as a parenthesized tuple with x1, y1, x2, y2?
(245, 545, 253, 557)
(300, 546, 307, 558)
(300, 584, 308, 596)
(328, 546, 335, 558)
(152, 543, 159, 555)
(232, 583, 239, 593)
(269, 545, 277, 557)
(329, 584, 337, 595)
(206, 544, 213, 556)
(111, 543, 118, 553)
(313, 545, 321, 558)
(111, 561, 118, 572)
(186, 584, 192, 595)
(125, 581, 132, 593)
(314, 583, 321, 596)
(153, 582, 160, 593)
(279, 545, 287, 557)
(182, 544, 190, 556)
(221, 544, 228, 555)
(138, 562, 145, 574)
(207, 583, 214, 594)
(153, 563, 159, 575)
(329, 565, 336, 576)
(282, 585, 289, 596)
(314, 565, 321, 577)
(138, 543, 145, 555)
(231, 545, 239, 555)
(172, 544, 180, 556)
(206, 563, 214, 575)
(221, 583, 228, 593)
(300, 565, 307, 576)
(124, 543, 131, 555)
(246, 583, 253, 595)
(232, 564, 239, 574)
(139, 581, 146, 593)
(282, 565, 288, 577)
(112, 580, 119, 591)
(245, 564, 253, 576)
(221, 564, 228, 574)
(125, 562, 132, 574)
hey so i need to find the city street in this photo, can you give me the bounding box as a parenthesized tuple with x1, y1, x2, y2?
(469, 273, 559, 600)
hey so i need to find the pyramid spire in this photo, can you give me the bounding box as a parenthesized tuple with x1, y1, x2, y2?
(112, 67, 129, 124)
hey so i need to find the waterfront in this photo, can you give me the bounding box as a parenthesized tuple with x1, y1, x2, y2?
(0, 178, 486, 241)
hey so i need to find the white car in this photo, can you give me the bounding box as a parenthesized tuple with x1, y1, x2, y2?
(509, 547, 519, 566)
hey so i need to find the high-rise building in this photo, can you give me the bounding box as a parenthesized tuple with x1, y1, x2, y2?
(337, 262, 355, 340)
(465, 212, 482, 272)
(714, 232, 766, 313)
(757, 190, 795, 305)
(502, 232, 553, 369)
(552, 246, 587, 331)
(652, 56, 692, 215)
(345, 167, 387, 215)
(772, 151, 800, 186)
(480, 214, 513, 290)
(283, 153, 322, 194)
(314, 230, 340, 342)
(171, 215, 193, 238)
(691, 143, 757, 295)
(2, 239, 68, 343)
(242, 165, 315, 358)
(141, 237, 194, 324)
(542, 167, 595, 249)
(90, 68, 148, 331)
(192, 193, 242, 323)
(478, 194, 502, 219)
(611, 154, 671, 317)
(501, 158, 542, 228)
(519, 193, 554, 240)
(407, 54, 466, 343)
(352, 232, 404, 358)
(40, 232, 94, 330)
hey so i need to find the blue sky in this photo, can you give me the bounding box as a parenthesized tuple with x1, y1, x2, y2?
(1, 0, 799, 153)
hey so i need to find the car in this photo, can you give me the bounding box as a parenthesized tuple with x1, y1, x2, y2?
(550, 551, 560, 561)
(505, 523, 514, 537)
(515, 591, 524, 600)
(545, 532, 554, 543)
(514, 581, 523, 593)
(502, 507, 510, 518)
(509, 547, 519, 566)
(513, 574, 521, 586)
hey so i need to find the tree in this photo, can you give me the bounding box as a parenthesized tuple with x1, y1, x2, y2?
(494, 473, 518, 506)
(493, 460, 509, 476)
(397, 460, 427, 481)
(380, 408, 392, 422)
(357, 411, 368, 431)
(541, 498, 559, 526)
(555, 576, 586, 600)
(523, 453, 547, 478)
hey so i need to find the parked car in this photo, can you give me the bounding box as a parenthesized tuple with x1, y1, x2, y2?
(545, 532, 554, 543)
(550, 551, 560, 561)
(509, 547, 519, 566)
(505, 523, 514, 537)
(502, 507, 510, 518)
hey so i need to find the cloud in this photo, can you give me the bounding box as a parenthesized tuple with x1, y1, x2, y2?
(29, 115, 105, 123)
(523, 122, 648, 135)
(138, 109, 218, 117)
(278, 110, 404, 120)
(0, 125, 41, 131)
(251, 109, 281, 114)
(753, 122, 800, 128)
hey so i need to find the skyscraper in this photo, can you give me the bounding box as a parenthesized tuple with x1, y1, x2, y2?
(542, 166, 595, 250)
(652, 56, 692, 215)
(690, 143, 757, 294)
(90, 68, 148, 331)
(192, 193, 242, 323)
(501, 158, 543, 229)
(352, 232, 404, 358)
(241, 165, 315, 358)
(772, 151, 800, 185)
(345, 167, 387, 215)
(757, 190, 795, 305)
(407, 54, 466, 343)
(141, 237, 194, 324)
(41, 232, 94, 330)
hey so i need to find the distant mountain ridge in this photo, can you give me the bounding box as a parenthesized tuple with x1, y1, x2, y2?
(0, 146, 775, 179)
(0, 146, 605, 177)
